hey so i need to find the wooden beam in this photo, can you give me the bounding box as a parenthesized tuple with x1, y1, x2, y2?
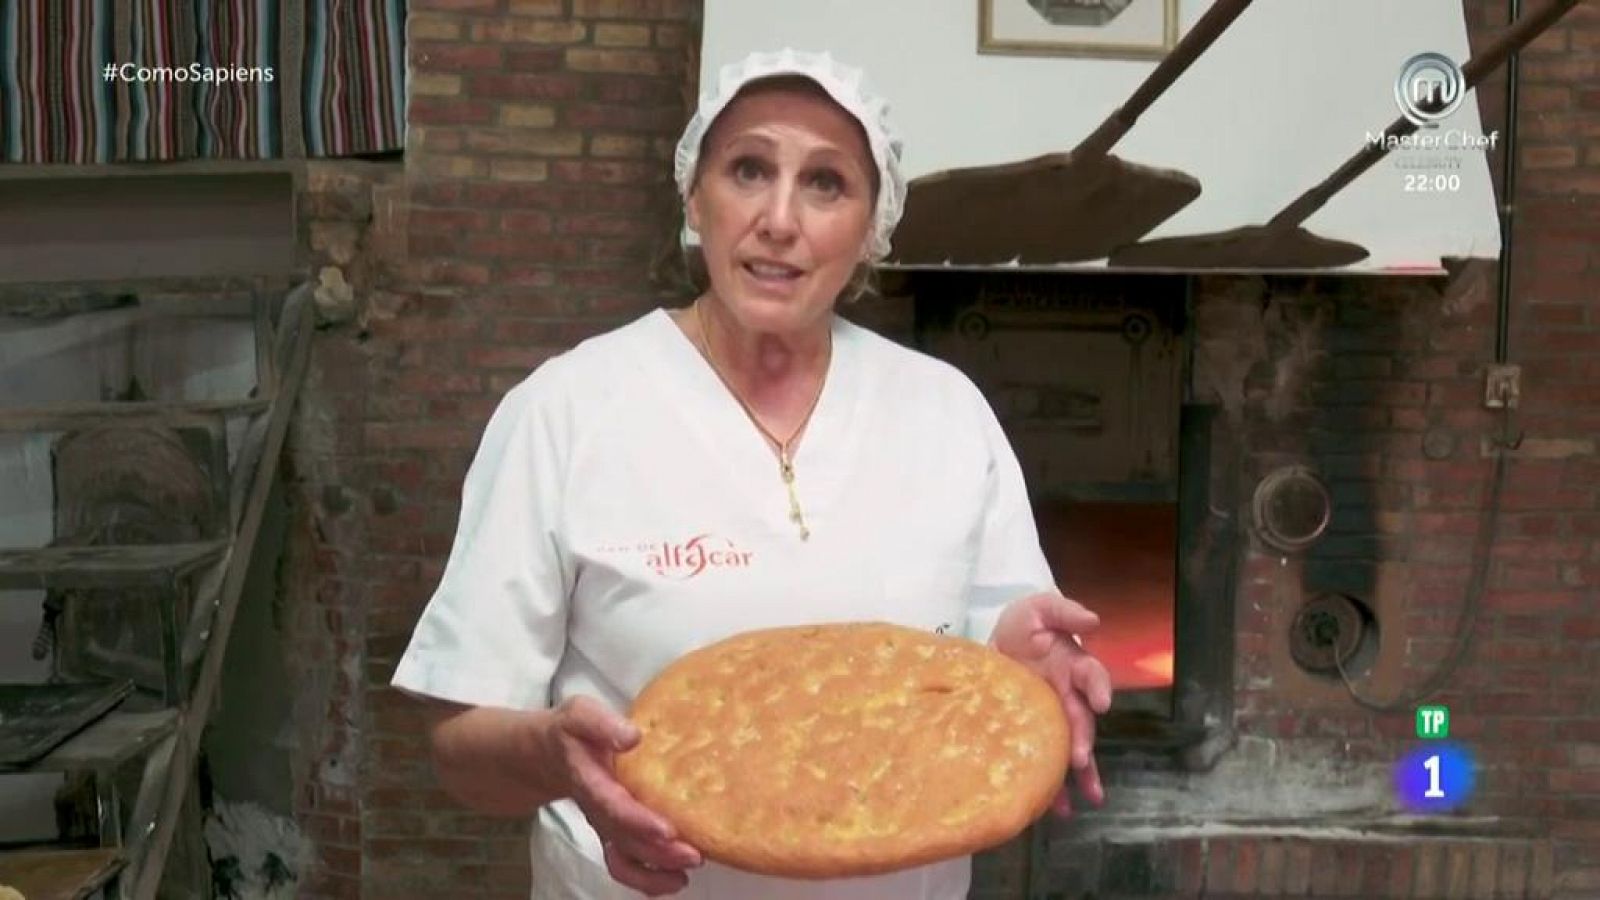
(129, 292, 313, 900)
(0, 542, 228, 591)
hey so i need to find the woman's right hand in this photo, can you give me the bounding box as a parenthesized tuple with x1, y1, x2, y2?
(539, 695, 704, 896)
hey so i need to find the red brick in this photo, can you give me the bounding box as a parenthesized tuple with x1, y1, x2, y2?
(588, 236, 653, 262)
(468, 18, 586, 42)
(1205, 840, 1235, 893)
(364, 423, 481, 451)
(1483, 589, 1584, 613)
(1255, 839, 1286, 895)
(561, 102, 681, 132)
(1564, 616, 1600, 640)
(1382, 845, 1415, 897)
(501, 210, 555, 234)
(464, 344, 562, 371)
(551, 159, 661, 185)
(1230, 839, 1259, 894)
(301, 813, 361, 848)
(413, 41, 505, 70)
(1481, 639, 1568, 664)
(1496, 843, 1528, 898)
(368, 837, 488, 862)
(1522, 85, 1573, 111)
(465, 181, 577, 208)
(410, 98, 498, 126)
(317, 843, 362, 877)
(574, 186, 654, 212)
(590, 75, 681, 105)
(654, 22, 687, 48)
(411, 0, 502, 10)
(1550, 770, 1600, 793)
(406, 258, 494, 286)
(565, 47, 667, 75)
(466, 127, 585, 157)
(1283, 840, 1312, 895)
(558, 212, 656, 237)
(560, 265, 640, 291)
(463, 234, 583, 262)
(508, 0, 561, 13)
(1326, 842, 1364, 896)
(411, 125, 465, 151)
(593, 22, 651, 47)
(491, 268, 560, 292)
(572, 0, 692, 18)
(1494, 561, 1562, 588)
(1491, 539, 1587, 562)
(386, 369, 484, 395)
(301, 870, 361, 900)
(1523, 169, 1600, 196)
(466, 73, 583, 101)
(410, 208, 494, 234)
(1426, 379, 1486, 408)
(505, 47, 564, 71)
(1528, 301, 1588, 326)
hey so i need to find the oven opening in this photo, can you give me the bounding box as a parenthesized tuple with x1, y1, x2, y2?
(1036, 499, 1176, 712)
(907, 270, 1207, 735)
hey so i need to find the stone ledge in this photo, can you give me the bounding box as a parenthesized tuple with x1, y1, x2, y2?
(1038, 823, 1552, 899)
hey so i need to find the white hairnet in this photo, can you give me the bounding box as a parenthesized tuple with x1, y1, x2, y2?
(673, 48, 907, 262)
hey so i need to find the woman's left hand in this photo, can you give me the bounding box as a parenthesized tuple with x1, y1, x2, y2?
(990, 590, 1114, 816)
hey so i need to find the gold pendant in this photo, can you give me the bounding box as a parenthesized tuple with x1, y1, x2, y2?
(779, 454, 808, 540)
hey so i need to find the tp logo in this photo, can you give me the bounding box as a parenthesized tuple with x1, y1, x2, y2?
(1396, 53, 1465, 127)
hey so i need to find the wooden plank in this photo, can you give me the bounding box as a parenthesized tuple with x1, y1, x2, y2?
(0, 848, 123, 900)
(0, 173, 296, 283)
(118, 734, 178, 899)
(0, 682, 133, 769)
(0, 397, 266, 433)
(131, 294, 313, 900)
(24, 710, 179, 774)
(0, 542, 228, 591)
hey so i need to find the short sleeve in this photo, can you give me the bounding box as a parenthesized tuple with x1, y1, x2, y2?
(390, 361, 575, 711)
(962, 385, 1056, 644)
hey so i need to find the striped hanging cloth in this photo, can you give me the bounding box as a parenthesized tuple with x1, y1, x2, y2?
(0, 0, 116, 163)
(192, 0, 281, 159)
(303, 0, 406, 157)
(0, 0, 404, 163)
(124, 0, 201, 161)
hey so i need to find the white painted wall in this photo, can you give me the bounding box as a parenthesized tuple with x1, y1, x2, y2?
(701, 0, 1502, 271)
(0, 306, 255, 842)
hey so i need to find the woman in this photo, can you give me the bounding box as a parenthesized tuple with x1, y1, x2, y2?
(392, 49, 1113, 899)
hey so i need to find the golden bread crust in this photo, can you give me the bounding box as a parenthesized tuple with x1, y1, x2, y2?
(613, 622, 1070, 879)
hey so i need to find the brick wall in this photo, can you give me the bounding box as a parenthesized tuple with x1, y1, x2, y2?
(1219, 2, 1599, 894)
(276, 1, 1600, 898)
(282, 2, 697, 897)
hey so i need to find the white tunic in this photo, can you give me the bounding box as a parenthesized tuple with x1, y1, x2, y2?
(392, 308, 1055, 900)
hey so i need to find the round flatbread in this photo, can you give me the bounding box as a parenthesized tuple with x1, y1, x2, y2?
(614, 621, 1070, 879)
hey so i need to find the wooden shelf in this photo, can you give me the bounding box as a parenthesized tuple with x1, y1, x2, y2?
(18, 710, 180, 774)
(0, 397, 268, 433)
(0, 847, 124, 900)
(0, 542, 228, 590)
(0, 157, 304, 181)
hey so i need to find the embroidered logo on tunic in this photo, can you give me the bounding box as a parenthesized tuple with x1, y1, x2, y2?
(636, 534, 753, 579)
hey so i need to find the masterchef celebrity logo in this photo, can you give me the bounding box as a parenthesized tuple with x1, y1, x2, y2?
(644, 534, 752, 579)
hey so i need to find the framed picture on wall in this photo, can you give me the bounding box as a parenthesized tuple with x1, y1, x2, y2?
(979, 0, 1180, 60)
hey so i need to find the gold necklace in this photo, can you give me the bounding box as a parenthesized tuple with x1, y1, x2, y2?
(693, 299, 830, 541)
